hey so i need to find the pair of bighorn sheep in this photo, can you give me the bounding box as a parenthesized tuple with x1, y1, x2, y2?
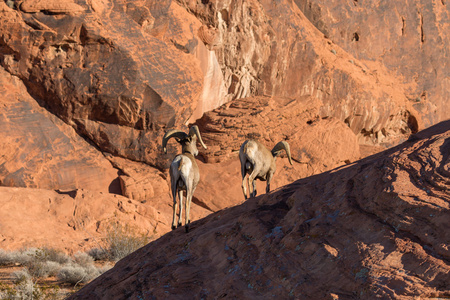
(162, 125, 292, 233)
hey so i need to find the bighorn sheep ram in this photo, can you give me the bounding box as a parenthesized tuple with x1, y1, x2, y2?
(162, 125, 207, 233)
(239, 140, 293, 199)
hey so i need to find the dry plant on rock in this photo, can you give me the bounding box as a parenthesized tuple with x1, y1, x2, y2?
(100, 222, 150, 262)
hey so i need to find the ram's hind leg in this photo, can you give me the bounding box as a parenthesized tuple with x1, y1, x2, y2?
(241, 163, 248, 200)
(177, 189, 184, 228)
(185, 185, 195, 233)
(171, 183, 178, 230)
(252, 179, 257, 198)
(248, 172, 258, 198)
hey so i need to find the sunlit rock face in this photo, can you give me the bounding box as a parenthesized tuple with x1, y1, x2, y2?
(294, 0, 450, 127)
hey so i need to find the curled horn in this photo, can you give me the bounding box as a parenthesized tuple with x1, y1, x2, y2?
(189, 125, 207, 150)
(271, 141, 293, 165)
(162, 129, 188, 153)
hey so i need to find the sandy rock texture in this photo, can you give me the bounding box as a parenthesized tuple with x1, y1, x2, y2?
(0, 66, 119, 193)
(0, 0, 227, 169)
(0, 0, 431, 176)
(69, 121, 450, 299)
(176, 0, 423, 145)
(0, 187, 161, 252)
(295, 0, 450, 127)
(0, 186, 210, 253)
(0, 0, 448, 296)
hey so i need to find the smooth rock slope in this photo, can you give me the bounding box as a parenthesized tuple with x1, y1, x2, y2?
(70, 121, 450, 299)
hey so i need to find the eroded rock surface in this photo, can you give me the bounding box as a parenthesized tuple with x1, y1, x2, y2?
(196, 96, 361, 171)
(176, 0, 423, 145)
(0, 0, 226, 169)
(70, 121, 450, 299)
(0, 187, 161, 253)
(295, 0, 450, 127)
(0, 186, 211, 253)
(0, 67, 119, 193)
(0, 0, 430, 173)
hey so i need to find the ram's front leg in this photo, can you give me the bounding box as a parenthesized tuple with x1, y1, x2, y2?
(266, 172, 274, 194)
(240, 163, 248, 200)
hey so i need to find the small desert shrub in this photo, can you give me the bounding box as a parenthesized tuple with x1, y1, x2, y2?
(12, 269, 32, 283)
(1, 269, 61, 300)
(86, 248, 109, 261)
(10, 269, 39, 299)
(26, 260, 61, 279)
(0, 248, 38, 266)
(43, 261, 61, 277)
(38, 247, 71, 265)
(73, 252, 94, 268)
(102, 222, 150, 261)
(0, 249, 14, 266)
(0, 247, 70, 268)
(16, 248, 39, 265)
(57, 263, 100, 285)
(23, 248, 71, 279)
(0, 247, 110, 285)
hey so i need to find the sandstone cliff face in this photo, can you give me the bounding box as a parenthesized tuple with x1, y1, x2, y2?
(294, 0, 450, 127)
(70, 121, 450, 299)
(0, 0, 399, 213)
(0, 0, 448, 296)
(0, 0, 428, 177)
(0, 0, 227, 169)
(176, 0, 422, 145)
(0, 66, 119, 193)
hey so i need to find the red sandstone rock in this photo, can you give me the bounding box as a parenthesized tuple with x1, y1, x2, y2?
(19, 0, 84, 14)
(0, 0, 228, 169)
(196, 96, 361, 168)
(0, 186, 211, 253)
(0, 1, 448, 296)
(69, 121, 450, 299)
(0, 67, 119, 193)
(0, 0, 429, 171)
(176, 0, 424, 145)
(295, 0, 450, 127)
(0, 187, 162, 253)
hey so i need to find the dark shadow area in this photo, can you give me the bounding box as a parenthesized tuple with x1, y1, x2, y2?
(408, 119, 450, 141)
(108, 177, 123, 195)
(192, 195, 214, 212)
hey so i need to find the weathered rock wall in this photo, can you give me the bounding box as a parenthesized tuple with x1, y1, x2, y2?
(294, 0, 450, 127)
(0, 66, 119, 193)
(1, 0, 431, 173)
(176, 0, 423, 146)
(0, 0, 228, 169)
